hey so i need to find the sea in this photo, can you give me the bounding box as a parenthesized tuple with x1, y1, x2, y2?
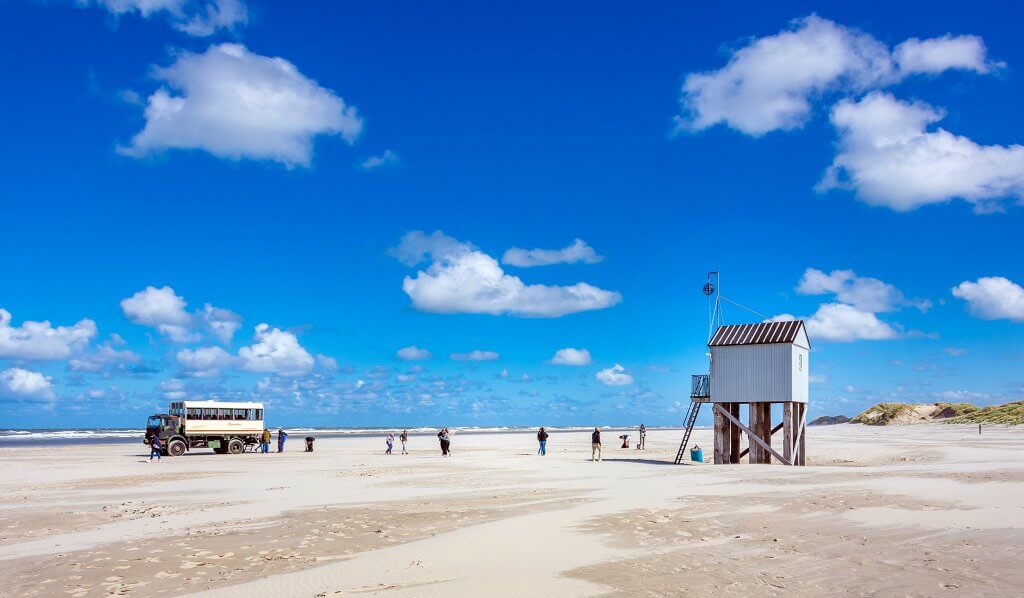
(0, 426, 692, 447)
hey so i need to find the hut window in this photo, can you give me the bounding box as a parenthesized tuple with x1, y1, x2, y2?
(798, 354, 803, 372)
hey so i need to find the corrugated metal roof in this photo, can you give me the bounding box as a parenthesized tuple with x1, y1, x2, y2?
(708, 320, 806, 347)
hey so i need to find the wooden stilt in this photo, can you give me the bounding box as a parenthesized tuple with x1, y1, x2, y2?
(783, 402, 794, 465)
(729, 403, 741, 464)
(713, 405, 725, 465)
(797, 402, 807, 466)
(748, 403, 762, 463)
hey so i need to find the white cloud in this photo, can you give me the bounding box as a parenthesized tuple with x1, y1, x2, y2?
(773, 303, 899, 342)
(316, 354, 339, 372)
(952, 277, 1024, 321)
(177, 346, 237, 377)
(0, 308, 97, 361)
(397, 345, 432, 361)
(894, 35, 999, 76)
(120, 286, 196, 342)
(160, 378, 187, 400)
(200, 303, 242, 344)
(548, 347, 592, 366)
(121, 286, 239, 343)
(450, 350, 500, 361)
(596, 363, 633, 386)
(69, 344, 142, 373)
(121, 43, 362, 167)
(0, 368, 55, 401)
(82, 0, 248, 37)
(393, 231, 621, 318)
(359, 149, 400, 170)
(818, 92, 1024, 213)
(797, 268, 929, 312)
(238, 324, 314, 377)
(677, 16, 996, 136)
(501, 239, 604, 267)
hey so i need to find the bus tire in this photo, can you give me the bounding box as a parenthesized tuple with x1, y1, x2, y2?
(227, 439, 244, 455)
(167, 439, 187, 457)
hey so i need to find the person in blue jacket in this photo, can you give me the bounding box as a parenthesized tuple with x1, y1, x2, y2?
(277, 428, 288, 453)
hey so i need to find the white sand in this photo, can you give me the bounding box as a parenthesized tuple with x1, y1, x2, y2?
(2, 424, 1023, 596)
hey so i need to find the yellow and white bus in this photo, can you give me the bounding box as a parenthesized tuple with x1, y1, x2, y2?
(145, 401, 265, 456)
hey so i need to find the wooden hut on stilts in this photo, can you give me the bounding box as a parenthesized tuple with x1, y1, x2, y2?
(705, 320, 809, 465)
(675, 273, 810, 466)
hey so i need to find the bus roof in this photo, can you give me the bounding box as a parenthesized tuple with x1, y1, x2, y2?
(179, 400, 265, 409)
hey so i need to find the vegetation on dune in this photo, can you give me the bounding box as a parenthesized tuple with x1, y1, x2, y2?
(944, 401, 1024, 425)
(851, 401, 1022, 425)
(850, 402, 915, 425)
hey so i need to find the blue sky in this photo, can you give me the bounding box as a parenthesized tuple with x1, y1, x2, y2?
(1, 0, 1023, 428)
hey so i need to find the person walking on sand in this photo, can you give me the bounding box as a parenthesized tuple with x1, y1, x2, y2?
(386, 432, 395, 455)
(591, 427, 602, 462)
(537, 427, 549, 456)
(638, 424, 646, 451)
(277, 428, 288, 453)
(148, 434, 163, 463)
(400, 429, 409, 454)
(438, 428, 451, 457)
(261, 428, 272, 454)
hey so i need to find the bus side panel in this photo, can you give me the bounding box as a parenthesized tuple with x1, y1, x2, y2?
(184, 420, 263, 435)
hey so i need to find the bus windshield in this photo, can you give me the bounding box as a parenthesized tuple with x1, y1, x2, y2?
(147, 416, 164, 429)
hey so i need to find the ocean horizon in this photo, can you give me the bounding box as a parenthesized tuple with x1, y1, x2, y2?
(0, 425, 694, 447)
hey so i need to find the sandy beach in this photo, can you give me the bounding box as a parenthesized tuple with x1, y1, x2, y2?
(2, 425, 1023, 597)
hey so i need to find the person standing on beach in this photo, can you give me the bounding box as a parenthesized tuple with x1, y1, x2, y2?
(438, 428, 451, 456)
(638, 424, 646, 450)
(591, 427, 602, 462)
(386, 432, 394, 455)
(537, 427, 549, 456)
(261, 428, 271, 454)
(277, 428, 288, 453)
(148, 435, 163, 463)
(400, 429, 409, 454)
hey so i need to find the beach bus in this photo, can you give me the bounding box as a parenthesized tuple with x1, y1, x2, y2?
(144, 400, 264, 456)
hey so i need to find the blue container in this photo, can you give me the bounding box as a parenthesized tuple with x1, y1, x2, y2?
(690, 448, 703, 463)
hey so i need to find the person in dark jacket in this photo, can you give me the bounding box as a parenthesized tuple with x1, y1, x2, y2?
(277, 429, 288, 453)
(537, 427, 549, 456)
(438, 428, 451, 456)
(148, 435, 163, 462)
(591, 427, 602, 462)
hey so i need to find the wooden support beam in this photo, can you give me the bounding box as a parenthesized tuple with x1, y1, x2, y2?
(713, 405, 725, 465)
(714, 404, 792, 466)
(783, 402, 794, 465)
(791, 403, 805, 465)
(794, 401, 802, 466)
(736, 421, 783, 460)
(730, 403, 741, 463)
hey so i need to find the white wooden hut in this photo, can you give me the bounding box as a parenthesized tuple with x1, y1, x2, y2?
(706, 320, 810, 465)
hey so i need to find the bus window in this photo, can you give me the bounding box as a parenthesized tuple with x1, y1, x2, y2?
(255, 409, 263, 420)
(203, 408, 216, 420)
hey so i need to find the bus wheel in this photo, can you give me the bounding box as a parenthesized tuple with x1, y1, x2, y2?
(167, 439, 187, 457)
(227, 439, 244, 455)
